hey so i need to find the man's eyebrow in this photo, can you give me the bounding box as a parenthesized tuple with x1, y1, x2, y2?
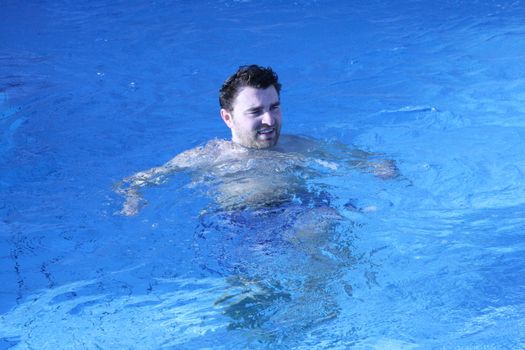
(246, 106, 263, 113)
(245, 101, 280, 113)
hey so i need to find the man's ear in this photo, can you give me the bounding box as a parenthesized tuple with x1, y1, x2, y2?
(220, 108, 234, 129)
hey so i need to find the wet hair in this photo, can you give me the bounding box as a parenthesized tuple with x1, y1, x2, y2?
(219, 65, 281, 111)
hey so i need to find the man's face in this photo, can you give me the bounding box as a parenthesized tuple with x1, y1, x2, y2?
(221, 86, 282, 149)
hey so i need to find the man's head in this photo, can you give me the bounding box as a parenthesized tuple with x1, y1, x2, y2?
(219, 65, 282, 149)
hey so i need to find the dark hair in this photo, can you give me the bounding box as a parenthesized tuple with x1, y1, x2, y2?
(219, 65, 281, 111)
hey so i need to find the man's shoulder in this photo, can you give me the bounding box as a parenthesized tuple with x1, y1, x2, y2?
(167, 139, 242, 169)
(274, 134, 322, 153)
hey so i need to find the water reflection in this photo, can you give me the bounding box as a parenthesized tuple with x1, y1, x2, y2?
(0, 274, 231, 349)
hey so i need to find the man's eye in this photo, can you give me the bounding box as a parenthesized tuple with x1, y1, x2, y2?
(271, 105, 280, 111)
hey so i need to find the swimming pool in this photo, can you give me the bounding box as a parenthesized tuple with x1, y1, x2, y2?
(1, 0, 525, 348)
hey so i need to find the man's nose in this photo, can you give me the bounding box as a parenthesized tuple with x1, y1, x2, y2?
(261, 110, 275, 126)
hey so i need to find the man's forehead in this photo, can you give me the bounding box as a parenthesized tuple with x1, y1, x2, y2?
(234, 86, 279, 107)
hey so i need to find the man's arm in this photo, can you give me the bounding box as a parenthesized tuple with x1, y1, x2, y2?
(349, 155, 399, 179)
(114, 146, 206, 216)
(294, 136, 399, 179)
(114, 162, 177, 216)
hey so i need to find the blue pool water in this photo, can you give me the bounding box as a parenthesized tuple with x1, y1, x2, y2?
(1, 0, 525, 348)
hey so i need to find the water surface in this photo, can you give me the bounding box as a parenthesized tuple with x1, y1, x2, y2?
(1, 0, 525, 348)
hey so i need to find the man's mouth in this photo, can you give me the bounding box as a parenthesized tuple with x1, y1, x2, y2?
(258, 128, 275, 135)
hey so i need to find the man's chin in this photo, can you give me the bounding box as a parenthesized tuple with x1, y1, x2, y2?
(234, 132, 280, 149)
(255, 134, 279, 149)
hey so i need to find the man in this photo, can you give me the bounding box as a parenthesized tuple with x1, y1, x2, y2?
(116, 65, 396, 332)
(117, 65, 396, 215)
